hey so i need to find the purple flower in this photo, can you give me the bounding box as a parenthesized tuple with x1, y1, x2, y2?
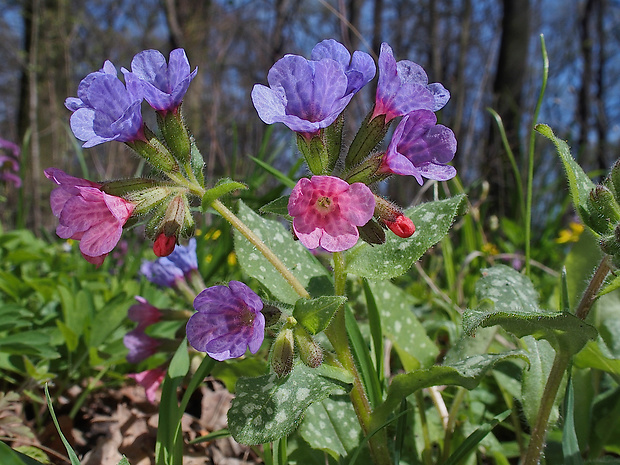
(381, 110, 457, 185)
(128, 296, 162, 329)
(140, 257, 185, 287)
(186, 281, 265, 361)
(65, 60, 144, 147)
(0, 138, 21, 188)
(288, 175, 375, 252)
(166, 238, 198, 274)
(372, 43, 450, 122)
(122, 49, 197, 113)
(124, 328, 161, 363)
(251, 39, 375, 136)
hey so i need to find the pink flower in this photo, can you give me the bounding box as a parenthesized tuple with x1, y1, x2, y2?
(288, 176, 375, 252)
(45, 168, 135, 266)
(128, 367, 166, 403)
(123, 328, 162, 363)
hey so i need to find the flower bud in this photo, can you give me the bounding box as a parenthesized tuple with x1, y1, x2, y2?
(373, 195, 415, 238)
(585, 185, 620, 235)
(344, 154, 386, 185)
(294, 327, 323, 369)
(146, 193, 195, 249)
(384, 214, 415, 238)
(157, 106, 192, 164)
(297, 133, 329, 175)
(153, 233, 176, 257)
(358, 218, 386, 245)
(607, 160, 620, 203)
(323, 113, 344, 173)
(271, 327, 295, 378)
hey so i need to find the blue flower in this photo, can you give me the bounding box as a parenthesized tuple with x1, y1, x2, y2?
(251, 39, 375, 136)
(65, 61, 144, 147)
(122, 49, 197, 113)
(140, 239, 198, 287)
(186, 281, 265, 361)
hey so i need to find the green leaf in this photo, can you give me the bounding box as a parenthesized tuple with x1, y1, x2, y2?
(346, 195, 467, 279)
(259, 195, 291, 218)
(45, 385, 81, 465)
(443, 410, 511, 465)
(299, 396, 361, 459)
(535, 124, 596, 224)
(88, 293, 132, 349)
(233, 201, 329, 303)
(250, 156, 296, 189)
(201, 178, 248, 210)
(116, 457, 131, 465)
(366, 280, 438, 370)
(588, 386, 620, 457)
(228, 364, 350, 445)
(463, 265, 598, 355)
(0, 441, 44, 465)
(562, 377, 584, 465)
(574, 339, 620, 377)
(372, 351, 527, 427)
(521, 337, 561, 429)
(292, 296, 346, 335)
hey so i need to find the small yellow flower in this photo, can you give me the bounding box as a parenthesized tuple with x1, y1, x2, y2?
(482, 243, 500, 255)
(227, 252, 237, 266)
(555, 222, 584, 244)
(205, 254, 213, 264)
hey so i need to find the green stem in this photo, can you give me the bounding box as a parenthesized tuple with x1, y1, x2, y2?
(575, 255, 611, 320)
(325, 252, 391, 465)
(210, 199, 310, 300)
(441, 387, 468, 463)
(522, 349, 571, 465)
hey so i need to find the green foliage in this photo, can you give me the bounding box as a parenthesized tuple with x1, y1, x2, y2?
(292, 296, 346, 335)
(228, 364, 351, 445)
(346, 195, 467, 279)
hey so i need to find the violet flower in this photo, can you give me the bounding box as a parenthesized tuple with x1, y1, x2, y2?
(45, 168, 135, 266)
(65, 60, 144, 147)
(140, 238, 197, 286)
(0, 138, 21, 188)
(381, 110, 457, 185)
(372, 43, 450, 122)
(251, 39, 374, 136)
(288, 175, 375, 252)
(122, 49, 197, 113)
(186, 281, 265, 361)
(140, 257, 185, 287)
(128, 367, 166, 403)
(128, 296, 163, 329)
(123, 328, 162, 363)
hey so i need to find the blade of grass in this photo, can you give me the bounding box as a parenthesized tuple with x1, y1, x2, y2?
(44, 384, 81, 465)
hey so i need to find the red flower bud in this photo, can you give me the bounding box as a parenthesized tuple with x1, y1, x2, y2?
(385, 214, 415, 238)
(153, 233, 176, 257)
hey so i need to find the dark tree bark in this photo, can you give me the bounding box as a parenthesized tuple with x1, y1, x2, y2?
(577, 0, 596, 163)
(484, 0, 531, 219)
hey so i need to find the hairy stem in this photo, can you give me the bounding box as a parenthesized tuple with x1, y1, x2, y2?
(211, 199, 310, 300)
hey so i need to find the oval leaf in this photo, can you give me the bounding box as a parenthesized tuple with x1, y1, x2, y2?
(293, 296, 346, 335)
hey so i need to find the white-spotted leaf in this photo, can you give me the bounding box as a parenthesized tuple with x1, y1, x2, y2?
(234, 201, 330, 303)
(346, 195, 467, 279)
(228, 364, 350, 445)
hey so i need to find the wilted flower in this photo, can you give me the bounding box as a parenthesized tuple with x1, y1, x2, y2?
(251, 39, 374, 136)
(124, 328, 162, 363)
(122, 48, 197, 113)
(288, 175, 375, 252)
(128, 296, 163, 329)
(65, 60, 144, 147)
(45, 168, 135, 266)
(381, 110, 457, 185)
(186, 281, 265, 361)
(372, 43, 449, 122)
(128, 367, 166, 403)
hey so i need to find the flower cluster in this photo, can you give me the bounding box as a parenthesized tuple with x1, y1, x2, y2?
(0, 138, 21, 188)
(47, 49, 202, 265)
(253, 39, 457, 253)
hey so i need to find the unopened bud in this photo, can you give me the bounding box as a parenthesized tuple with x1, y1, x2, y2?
(271, 327, 295, 378)
(153, 233, 176, 257)
(294, 327, 323, 369)
(586, 185, 620, 235)
(344, 154, 386, 185)
(127, 126, 178, 173)
(102, 179, 174, 215)
(385, 214, 416, 238)
(345, 111, 390, 169)
(608, 160, 620, 203)
(358, 219, 386, 245)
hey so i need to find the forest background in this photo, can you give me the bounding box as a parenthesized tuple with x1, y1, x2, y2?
(1, 0, 619, 241)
